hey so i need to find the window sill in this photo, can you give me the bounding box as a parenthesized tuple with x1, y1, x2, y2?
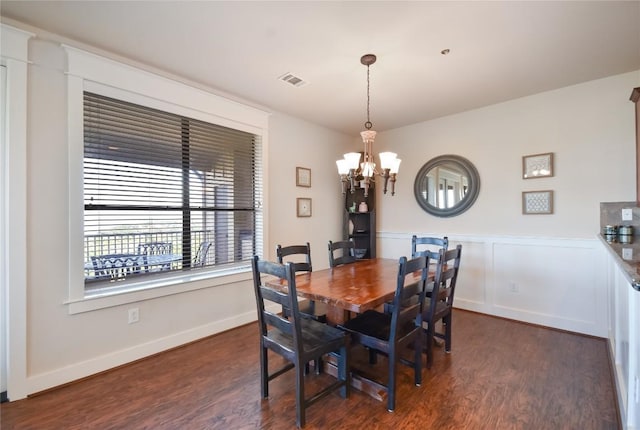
(66, 265, 252, 314)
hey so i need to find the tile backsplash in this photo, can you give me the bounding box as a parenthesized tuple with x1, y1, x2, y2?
(600, 201, 640, 236)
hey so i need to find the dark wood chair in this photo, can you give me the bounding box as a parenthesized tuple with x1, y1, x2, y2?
(251, 256, 350, 428)
(138, 241, 173, 271)
(422, 245, 462, 368)
(328, 240, 356, 267)
(193, 241, 212, 267)
(411, 235, 449, 299)
(91, 253, 148, 280)
(411, 235, 448, 258)
(338, 255, 429, 412)
(276, 243, 328, 323)
(277, 243, 328, 374)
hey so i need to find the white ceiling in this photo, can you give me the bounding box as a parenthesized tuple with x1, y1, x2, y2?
(2, 1, 640, 135)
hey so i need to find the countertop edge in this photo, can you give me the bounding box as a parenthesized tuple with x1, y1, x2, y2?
(598, 234, 640, 291)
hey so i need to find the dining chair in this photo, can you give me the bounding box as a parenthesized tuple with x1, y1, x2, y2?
(328, 240, 356, 267)
(251, 256, 350, 428)
(338, 255, 429, 412)
(91, 253, 148, 280)
(276, 243, 328, 323)
(422, 245, 462, 368)
(411, 235, 449, 300)
(193, 241, 212, 267)
(137, 242, 173, 271)
(277, 243, 328, 374)
(411, 235, 448, 258)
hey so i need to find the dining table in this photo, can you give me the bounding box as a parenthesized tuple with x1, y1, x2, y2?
(264, 257, 427, 400)
(265, 258, 414, 325)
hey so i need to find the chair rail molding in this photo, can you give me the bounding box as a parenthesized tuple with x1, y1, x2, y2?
(377, 231, 607, 337)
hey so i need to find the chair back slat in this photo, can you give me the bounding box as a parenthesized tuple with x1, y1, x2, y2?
(328, 240, 356, 267)
(137, 242, 172, 255)
(276, 243, 312, 272)
(193, 241, 212, 267)
(411, 235, 448, 258)
(429, 245, 462, 310)
(91, 253, 148, 280)
(251, 256, 302, 347)
(389, 255, 429, 343)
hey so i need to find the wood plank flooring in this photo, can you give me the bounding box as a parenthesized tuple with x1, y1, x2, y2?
(1, 310, 619, 429)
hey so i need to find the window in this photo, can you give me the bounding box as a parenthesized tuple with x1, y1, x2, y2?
(83, 92, 262, 288)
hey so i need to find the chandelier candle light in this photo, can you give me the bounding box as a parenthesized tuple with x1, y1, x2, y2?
(336, 54, 401, 197)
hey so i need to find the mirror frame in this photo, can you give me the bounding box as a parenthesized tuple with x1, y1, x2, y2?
(413, 154, 480, 217)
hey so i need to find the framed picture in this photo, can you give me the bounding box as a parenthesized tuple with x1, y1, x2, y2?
(522, 190, 553, 215)
(522, 152, 553, 179)
(296, 198, 312, 217)
(296, 167, 311, 187)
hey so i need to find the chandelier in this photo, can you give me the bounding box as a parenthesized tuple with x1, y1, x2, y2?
(336, 54, 400, 197)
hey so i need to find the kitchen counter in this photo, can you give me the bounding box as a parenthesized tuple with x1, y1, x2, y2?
(599, 234, 640, 291)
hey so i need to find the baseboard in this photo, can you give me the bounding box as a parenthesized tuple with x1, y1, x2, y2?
(26, 309, 259, 396)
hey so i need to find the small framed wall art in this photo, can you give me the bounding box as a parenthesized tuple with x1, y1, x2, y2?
(296, 198, 312, 217)
(296, 167, 311, 187)
(522, 190, 553, 215)
(522, 152, 553, 179)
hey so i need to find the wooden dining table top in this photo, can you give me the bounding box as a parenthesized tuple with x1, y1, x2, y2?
(265, 258, 424, 324)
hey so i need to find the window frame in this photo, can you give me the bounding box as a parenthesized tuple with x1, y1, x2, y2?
(65, 46, 269, 314)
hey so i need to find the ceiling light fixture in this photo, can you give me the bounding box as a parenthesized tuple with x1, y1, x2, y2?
(336, 54, 400, 197)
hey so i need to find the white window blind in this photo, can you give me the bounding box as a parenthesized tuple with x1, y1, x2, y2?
(83, 91, 262, 285)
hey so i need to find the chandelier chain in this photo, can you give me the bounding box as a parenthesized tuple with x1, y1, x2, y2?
(365, 64, 372, 130)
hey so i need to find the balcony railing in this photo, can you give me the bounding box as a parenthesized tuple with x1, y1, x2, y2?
(84, 230, 212, 280)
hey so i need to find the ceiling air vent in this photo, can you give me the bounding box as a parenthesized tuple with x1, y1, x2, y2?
(278, 72, 308, 88)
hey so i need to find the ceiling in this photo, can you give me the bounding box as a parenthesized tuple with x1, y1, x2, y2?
(2, 1, 639, 136)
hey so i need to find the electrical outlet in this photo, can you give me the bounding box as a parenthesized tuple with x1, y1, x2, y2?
(622, 208, 633, 221)
(508, 282, 518, 293)
(128, 307, 139, 324)
(623, 248, 633, 260)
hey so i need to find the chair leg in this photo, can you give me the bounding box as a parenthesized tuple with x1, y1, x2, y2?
(315, 356, 323, 375)
(338, 344, 349, 398)
(260, 346, 269, 398)
(414, 335, 422, 386)
(425, 324, 434, 369)
(444, 314, 452, 353)
(387, 350, 397, 412)
(295, 363, 306, 428)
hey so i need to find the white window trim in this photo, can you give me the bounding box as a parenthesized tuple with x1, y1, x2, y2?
(64, 46, 270, 314)
(2, 23, 33, 401)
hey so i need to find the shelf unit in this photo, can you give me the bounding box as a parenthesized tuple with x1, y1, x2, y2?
(343, 183, 376, 259)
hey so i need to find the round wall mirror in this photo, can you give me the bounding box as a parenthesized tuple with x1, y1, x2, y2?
(414, 154, 480, 217)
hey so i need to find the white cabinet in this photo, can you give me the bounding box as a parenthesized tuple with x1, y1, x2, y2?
(605, 245, 640, 429)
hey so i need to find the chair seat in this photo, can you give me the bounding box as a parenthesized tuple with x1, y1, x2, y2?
(267, 318, 347, 358)
(340, 310, 417, 343)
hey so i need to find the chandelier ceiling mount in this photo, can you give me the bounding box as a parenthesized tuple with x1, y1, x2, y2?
(336, 53, 400, 197)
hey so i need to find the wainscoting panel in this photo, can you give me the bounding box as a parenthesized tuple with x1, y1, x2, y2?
(378, 232, 607, 337)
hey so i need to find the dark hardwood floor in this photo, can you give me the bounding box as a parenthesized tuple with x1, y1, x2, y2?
(1, 310, 619, 429)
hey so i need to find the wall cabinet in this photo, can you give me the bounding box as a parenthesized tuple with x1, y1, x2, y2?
(343, 184, 376, 259)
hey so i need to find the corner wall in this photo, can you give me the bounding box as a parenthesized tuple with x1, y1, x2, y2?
(373, 70, 640, 336)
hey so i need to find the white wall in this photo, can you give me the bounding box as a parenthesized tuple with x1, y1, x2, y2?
(373, 70, 640, 336)
(14, 34, 349, 397)
(268, 112, 348, 269)
(374, 71, 639, 238)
